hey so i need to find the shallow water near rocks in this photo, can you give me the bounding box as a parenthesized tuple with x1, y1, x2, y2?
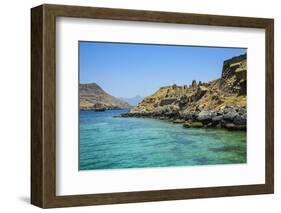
(79, 109, 246, 170)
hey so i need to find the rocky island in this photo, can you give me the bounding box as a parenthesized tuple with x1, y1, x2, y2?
(119, 53, 247, 131)
(80, 83, 132, 111)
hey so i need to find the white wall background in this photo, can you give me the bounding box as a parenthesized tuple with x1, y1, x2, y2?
(0, 0, 279, 212)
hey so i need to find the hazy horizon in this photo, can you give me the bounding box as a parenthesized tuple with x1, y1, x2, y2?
(79, 41, 246, 98)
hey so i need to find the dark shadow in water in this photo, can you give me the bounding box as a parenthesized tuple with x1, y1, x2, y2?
(175, 139, 195, 145)
(209, 145, 244, 153)
(209, 145, 246, 163)
(195, 157, 210, 165)
(236, 151, 247, 158)
(139, 137, 159, 141)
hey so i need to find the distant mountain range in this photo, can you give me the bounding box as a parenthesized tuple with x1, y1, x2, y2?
(80, 83, 132, 110)
(119, 95, 143, 106)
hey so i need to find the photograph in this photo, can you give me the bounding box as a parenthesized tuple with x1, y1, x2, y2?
(29, 3, 274, 208)
(79, 41, 247, 170)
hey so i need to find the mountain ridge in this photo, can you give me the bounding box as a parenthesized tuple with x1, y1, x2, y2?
(120, 53, 247, 130)
(119, 95, 143, 106)
(80, 83, 132, 110)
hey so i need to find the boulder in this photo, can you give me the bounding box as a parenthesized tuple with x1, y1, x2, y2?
(183, 122, 191, 128)
(179, 110, 197, 120)
(153, 106, 166, 115)
(223, 110, 239, 122)
(197, 111, 215, 124)
(173, 119, 185, 124)
(190, 122, 204, 128)
(212, 115, 223, 122)
(212, 115, 223, 125)
(183, 121, 203, 128)
(205, 122, 214, 128)
(216, 110, 224, 115)
(225, 123, 246, 131)
(233, 113, 247, 125)
(153, 105, 178, 116)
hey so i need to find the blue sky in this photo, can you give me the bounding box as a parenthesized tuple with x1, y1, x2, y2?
(79, 41, 246, 98)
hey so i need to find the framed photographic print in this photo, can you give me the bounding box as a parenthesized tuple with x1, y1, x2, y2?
(31, 4, 274, 208)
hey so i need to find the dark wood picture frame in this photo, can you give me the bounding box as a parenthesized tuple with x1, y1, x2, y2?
(31, 4, 274, 208)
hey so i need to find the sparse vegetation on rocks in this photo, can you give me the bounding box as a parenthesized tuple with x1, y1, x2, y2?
(119, 54, 247, 131)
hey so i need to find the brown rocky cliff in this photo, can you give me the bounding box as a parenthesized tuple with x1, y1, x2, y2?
(80, 83, 132, 110)
(122, 53, 247, 130)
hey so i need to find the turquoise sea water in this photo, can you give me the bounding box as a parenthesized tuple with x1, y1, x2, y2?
(79, 109, 246, 170)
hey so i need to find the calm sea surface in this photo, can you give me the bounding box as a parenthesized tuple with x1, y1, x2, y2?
(79, 109, 246, 170)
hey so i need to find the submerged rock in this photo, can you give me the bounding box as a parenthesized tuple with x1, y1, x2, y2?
(173, 119, 185, 124)
(183, 121, 204, 128)
(190, 122, 204, 128)
(225, 123, 246, 131)
(183, 122, 191, 128)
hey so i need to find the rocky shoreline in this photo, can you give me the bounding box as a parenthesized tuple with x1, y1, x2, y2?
(118, 106, 246, 131)
(117, 53, 247, 131)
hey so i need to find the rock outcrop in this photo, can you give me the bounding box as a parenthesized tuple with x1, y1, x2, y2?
(120, 53, 247, 130)
(80, 83, 131, 110)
